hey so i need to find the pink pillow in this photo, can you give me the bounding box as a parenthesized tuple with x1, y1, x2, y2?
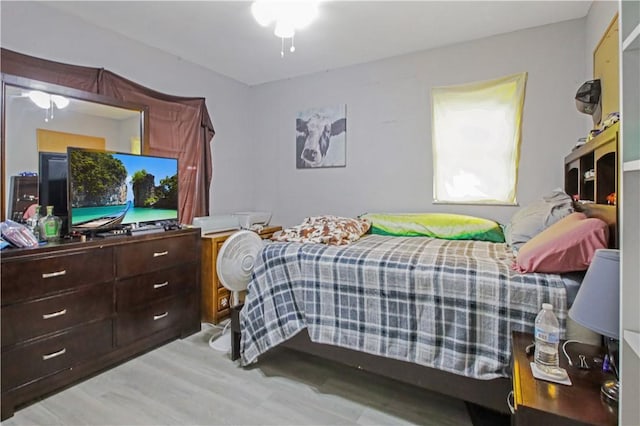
(514, 212, 609, 273)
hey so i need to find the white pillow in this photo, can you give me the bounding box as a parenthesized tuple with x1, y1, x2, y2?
(505, 189, 574, 251)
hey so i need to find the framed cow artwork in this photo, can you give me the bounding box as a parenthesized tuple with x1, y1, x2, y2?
(296, 104, 346, 169)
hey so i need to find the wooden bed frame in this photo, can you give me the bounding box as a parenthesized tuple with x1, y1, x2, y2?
(230, 306, 512, 414)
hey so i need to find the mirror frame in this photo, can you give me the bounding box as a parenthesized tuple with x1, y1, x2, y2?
(1, 73, 150, 221)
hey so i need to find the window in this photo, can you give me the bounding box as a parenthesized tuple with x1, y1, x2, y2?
(431, 72, 527, 204)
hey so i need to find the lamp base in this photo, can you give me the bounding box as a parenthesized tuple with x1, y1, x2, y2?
(601, 379, 619, 405)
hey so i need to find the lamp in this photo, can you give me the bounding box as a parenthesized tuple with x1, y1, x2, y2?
(251, 1, 319, 57)
(27, 90, 70, 122)
(568, 248, 620, 403)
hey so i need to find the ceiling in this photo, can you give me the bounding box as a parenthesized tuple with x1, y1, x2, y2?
(45, 1, 592, 86)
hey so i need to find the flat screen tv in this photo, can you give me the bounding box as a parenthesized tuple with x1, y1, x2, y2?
(67, 147, 179, 232)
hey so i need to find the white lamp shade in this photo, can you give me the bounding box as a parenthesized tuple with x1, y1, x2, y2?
(569, 249, 620, 339)
(251, 1, 274, 26)
(27, 91, 51, 109)
(252, 1, 319, 34)
(27, 91, 69, 110)
(51, 95, 69, 109)
(274, 20, 295, 38)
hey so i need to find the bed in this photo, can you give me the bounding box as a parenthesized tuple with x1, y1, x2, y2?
(230, 206, 613, 414)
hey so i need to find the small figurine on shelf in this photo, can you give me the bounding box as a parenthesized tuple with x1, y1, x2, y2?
(38, 205, 62, 241)
(606, 193, 616, 206)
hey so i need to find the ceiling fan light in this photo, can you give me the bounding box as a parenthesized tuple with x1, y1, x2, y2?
(51, 95, 70, 109)
(27, 90, 51, 109)
(274, 20, 295, 38)
(251, 1, 274, 26)
(288, 2, 318, 29)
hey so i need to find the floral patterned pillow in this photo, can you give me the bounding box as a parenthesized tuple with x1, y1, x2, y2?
(272, 215, 371, 245)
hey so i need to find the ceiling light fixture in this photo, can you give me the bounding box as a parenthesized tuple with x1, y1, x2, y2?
(251, 1, 319, 57)
(27, 90, 70, 122)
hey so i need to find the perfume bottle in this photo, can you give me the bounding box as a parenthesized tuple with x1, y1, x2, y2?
(26, 204, 42, 241)
(38, 205, 62, 241)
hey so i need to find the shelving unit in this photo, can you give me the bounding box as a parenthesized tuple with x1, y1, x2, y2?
(564, 122, 619, 205)
(619, 1, 640, 425)
(564, 122, 619, 248)
(7, 175, 38, 222)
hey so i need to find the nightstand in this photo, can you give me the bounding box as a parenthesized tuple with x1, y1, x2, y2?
(511, 331, 618, 426)
(200, 226, 282, 324)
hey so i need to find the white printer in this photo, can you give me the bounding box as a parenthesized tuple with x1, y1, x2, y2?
(192, 215, 239, 236)
(192, 211, 272, 235)
(233, 211, 272, 229)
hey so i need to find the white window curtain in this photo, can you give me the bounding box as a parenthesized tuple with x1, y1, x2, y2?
(431, 72, 527, 204)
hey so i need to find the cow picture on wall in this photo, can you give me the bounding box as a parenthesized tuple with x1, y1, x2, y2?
(296, 104, 346, 169)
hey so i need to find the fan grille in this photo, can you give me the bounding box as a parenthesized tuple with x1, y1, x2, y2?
(216, 230, 264, 293)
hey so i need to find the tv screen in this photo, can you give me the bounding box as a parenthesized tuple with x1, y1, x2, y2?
(67, 148, 179, 231)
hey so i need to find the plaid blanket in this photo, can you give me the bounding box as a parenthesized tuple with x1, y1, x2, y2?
(240, 235, 567, 379)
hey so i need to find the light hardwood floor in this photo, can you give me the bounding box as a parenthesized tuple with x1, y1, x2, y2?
(2, 325, 474, 425)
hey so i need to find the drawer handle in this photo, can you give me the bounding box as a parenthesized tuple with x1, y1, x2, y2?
(42, 270, 67, 279)
(153, 251, 169, 258)
(42, 309, 67, 319)
(153, 312, 168, 321)
(42, 348, 66, 361)
(153, 281, 169, 289)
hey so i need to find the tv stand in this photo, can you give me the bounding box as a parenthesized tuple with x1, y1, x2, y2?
(0, 229, 201, 420)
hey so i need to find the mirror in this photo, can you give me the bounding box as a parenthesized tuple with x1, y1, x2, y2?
(1, 74, 148, 225)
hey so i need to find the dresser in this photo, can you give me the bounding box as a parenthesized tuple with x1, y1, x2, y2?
(201, 226, 281, 324)
(0, 228, 201, 420)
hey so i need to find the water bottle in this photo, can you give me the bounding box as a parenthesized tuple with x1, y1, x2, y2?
(534, 303, 560, 370)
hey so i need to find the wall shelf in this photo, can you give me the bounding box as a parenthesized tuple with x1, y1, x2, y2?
(620, 2, 640, 425)
(623, 160, 640, 172)
(623, 22, 640, 51)
(624, 330, 640, 359)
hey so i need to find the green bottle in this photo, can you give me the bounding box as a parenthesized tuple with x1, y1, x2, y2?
(38, 205, 62, 241)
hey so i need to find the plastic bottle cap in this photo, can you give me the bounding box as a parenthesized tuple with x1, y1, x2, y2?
(542, 303, 553, 310)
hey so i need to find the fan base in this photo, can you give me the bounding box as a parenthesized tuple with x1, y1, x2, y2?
(209, 329, 231, 352)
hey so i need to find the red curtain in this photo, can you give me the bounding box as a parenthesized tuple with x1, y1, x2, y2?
(1, 48, 214, 223)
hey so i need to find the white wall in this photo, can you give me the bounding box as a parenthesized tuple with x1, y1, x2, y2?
(249, 19, 587, 227)
(0, 1, 255, 218)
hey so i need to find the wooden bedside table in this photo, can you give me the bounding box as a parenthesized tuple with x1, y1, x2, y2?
(511, 331, 618, 426)
(200, 226, 281, 324)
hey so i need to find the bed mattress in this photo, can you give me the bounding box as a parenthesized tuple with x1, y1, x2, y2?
(240, 235, 568, 380)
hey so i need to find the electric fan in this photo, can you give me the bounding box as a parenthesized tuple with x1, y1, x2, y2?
(209, 230, 264, 352)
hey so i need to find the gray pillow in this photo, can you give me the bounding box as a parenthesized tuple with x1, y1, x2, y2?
(505, 189, 574, 251)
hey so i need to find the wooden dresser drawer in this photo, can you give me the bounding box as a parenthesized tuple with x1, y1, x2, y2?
(116, 265, 196, 310)
(1, 248, 114, 304)
(1, 319, 113, 392)
(217, 288, 230, 312)
(116, 297, 185, 346)
(116, 235, 197, 277)
(1, 282, 113, 348)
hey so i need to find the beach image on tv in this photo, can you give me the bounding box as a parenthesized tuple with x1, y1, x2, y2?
(69, 149, 178, 227)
